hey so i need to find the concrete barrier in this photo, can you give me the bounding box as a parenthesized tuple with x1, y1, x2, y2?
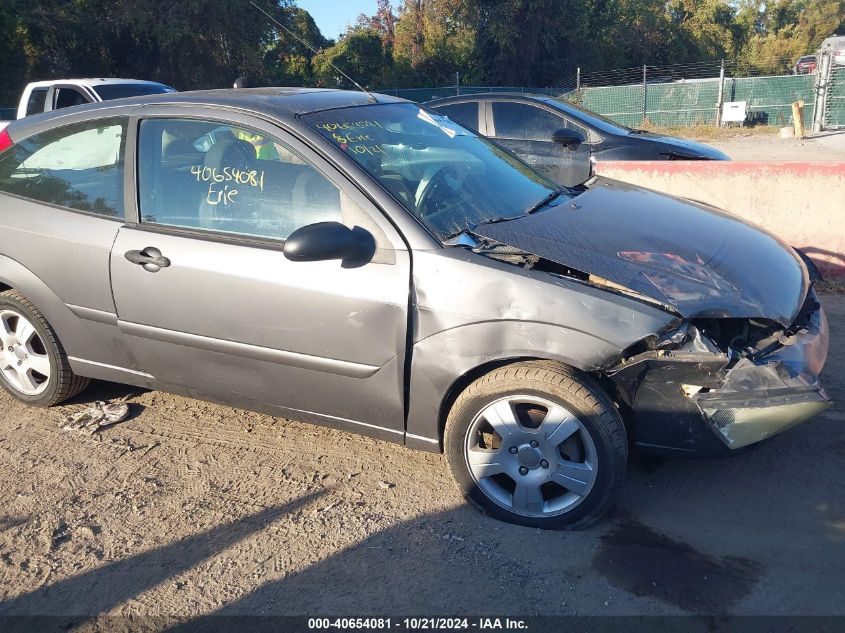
(593, 161, 845, 279)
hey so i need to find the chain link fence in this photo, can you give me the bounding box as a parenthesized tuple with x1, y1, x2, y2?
(545, 56, 845, 131)
(823, 65, 845, 130)
(4, 60, 843, 131)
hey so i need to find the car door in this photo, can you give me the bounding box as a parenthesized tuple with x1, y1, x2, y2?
(109, 110, 411, 440)
(487, 100, 591, 187)
(0, 114, 140, 376)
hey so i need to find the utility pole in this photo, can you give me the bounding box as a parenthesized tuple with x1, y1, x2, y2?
(642, 65, 648, 124)
(716, 59, 726, 126)
(455, 71, 460, 96)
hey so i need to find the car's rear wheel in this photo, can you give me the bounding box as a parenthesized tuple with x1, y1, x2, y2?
(0, 290, 88, 406)
(444, 361, 627, 529)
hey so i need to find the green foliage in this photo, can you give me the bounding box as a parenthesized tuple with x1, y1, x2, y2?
(1, 0, 842, 107)
(737, 0, 845, 73)
(312, 28, 392, 88)
(3, 0, 288, 93)
(0, 0, 31, 99)
(265, 7, 332, 86)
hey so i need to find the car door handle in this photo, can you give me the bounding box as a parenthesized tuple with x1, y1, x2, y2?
(125, 247, 171, 272)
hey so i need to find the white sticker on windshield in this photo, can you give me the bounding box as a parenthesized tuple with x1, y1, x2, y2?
(417, 108, 470, 138)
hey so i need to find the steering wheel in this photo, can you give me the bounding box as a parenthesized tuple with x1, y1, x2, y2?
(415, 166, 464, 219)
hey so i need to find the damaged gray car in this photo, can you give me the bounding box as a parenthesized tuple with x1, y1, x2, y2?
(0, 89, 831, 529)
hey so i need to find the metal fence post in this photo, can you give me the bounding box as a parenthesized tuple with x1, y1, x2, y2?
(642, 65, 647, 124)
(455, 71, 460, 96)
(576, 67, 581, 92)
(812, 51, 830, 132)
(716, 59, 725, 126)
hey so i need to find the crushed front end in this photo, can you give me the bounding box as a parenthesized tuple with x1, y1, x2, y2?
(608, 290, 831, 454)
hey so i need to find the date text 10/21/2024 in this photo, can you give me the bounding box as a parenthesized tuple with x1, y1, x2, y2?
(307, 618, 529, 630)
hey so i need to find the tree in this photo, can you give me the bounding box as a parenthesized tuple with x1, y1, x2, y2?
(392, 0, 476, 81)
(466, 0, 597, 85)
(2, 0, 289, 93)
(357, 0, 398, 51)
(737, 0, 845, 72)
(0, 0, 32, 99)
(265, 6, 332, 86)
(312, 28, 392, 89)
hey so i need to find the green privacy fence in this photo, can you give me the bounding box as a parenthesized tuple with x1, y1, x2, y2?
(570, 74, 816, 128)
(2, 76, 829, 129)
(824, 66, 845, 130)
(385, 75, 819, 129)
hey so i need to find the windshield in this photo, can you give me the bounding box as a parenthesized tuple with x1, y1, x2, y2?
(540, 96, 635, 135)
(93, 83, 175, 101)
(303, 103, 564, 240)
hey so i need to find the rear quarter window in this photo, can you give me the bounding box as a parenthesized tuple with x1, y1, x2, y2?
(0, 117, 126, 217)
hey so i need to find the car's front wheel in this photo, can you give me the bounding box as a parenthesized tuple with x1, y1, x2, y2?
(0, 289, 88, 406)
(444, 361, 627, 529)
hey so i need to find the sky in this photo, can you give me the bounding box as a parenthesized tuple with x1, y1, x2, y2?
(295, 0, 381, 40)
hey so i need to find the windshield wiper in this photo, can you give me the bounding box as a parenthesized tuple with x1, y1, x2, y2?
(526, 189, 566, 215)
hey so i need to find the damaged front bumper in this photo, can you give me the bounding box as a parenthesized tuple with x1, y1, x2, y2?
(609, 292, 832, 454)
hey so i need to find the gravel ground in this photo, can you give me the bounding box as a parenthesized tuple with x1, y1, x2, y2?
(703, 129, 845, 162)
(0, 296, 842, 626)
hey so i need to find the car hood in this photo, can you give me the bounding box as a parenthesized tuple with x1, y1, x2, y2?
(472, 179, 807, 327)
(626, 132, 730, 160)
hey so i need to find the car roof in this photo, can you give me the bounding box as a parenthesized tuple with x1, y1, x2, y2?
(32, 87, 407, 119)
(6, 88, 412, 138)
(26, 78, 171, 88)
(426, 92, 549, 105)
(134, 87, 408, 115)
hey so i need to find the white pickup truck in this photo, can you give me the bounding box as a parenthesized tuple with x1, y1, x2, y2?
(0, 78, 174, 131)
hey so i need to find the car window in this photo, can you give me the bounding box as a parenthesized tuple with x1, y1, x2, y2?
(93, 83, 175, 101)
(0, 117, 126, 217)
(25, 87, 49, 116)
(137, 118, 344, 241)
(54, 87, 88, 110)
(303, 103, 563, 241)
(491, 102, 566, 142)
(435, 102, 480, 130)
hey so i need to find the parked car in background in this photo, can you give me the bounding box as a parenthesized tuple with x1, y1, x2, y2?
(426, 93, 729, 187)
(820, 35, 845, 66)
(0, 89, 830, 529)
(793, 55, 818, 74)
(0, 79, 174, 131)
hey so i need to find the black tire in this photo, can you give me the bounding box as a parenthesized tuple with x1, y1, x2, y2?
(0, 290, 89, 406)
(444, 360, 627, 529)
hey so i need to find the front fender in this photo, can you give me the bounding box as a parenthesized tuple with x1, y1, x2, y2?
(405, 319, 630, 451)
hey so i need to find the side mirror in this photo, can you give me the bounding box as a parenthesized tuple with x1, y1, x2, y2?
(283, 222, 376, 267)
(552, 128, 585, 150)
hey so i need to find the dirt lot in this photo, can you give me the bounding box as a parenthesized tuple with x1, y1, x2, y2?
(0, 296, 842, 625)
(691, 129, 845, 162)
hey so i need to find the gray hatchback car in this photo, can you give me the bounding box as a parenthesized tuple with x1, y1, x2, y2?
(0, 88, 831, 529)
